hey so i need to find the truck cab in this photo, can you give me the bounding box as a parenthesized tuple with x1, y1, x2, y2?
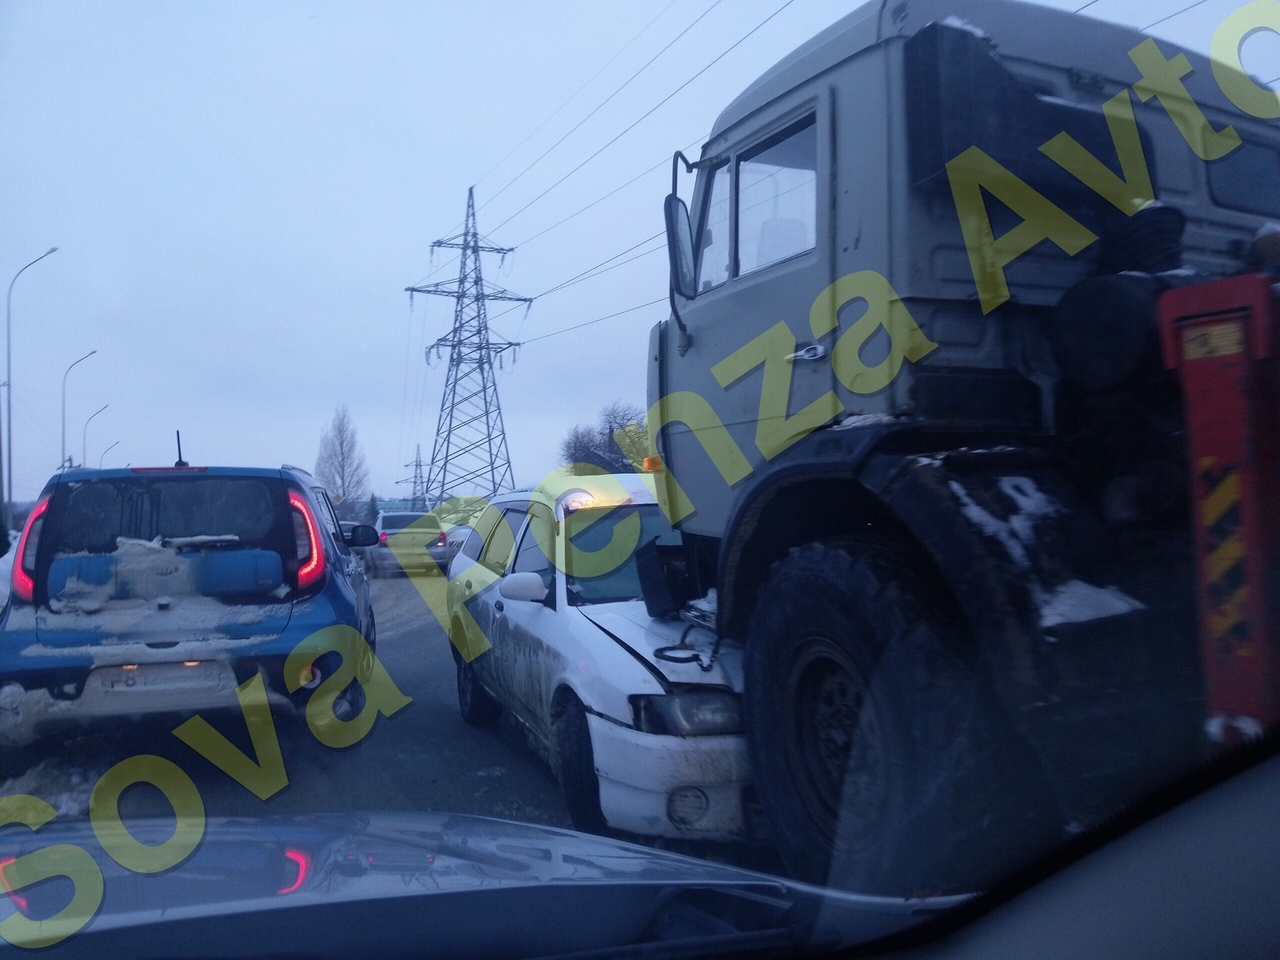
(648, 0, 1280, 892)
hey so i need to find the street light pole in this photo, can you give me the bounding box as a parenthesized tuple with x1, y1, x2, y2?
(82, 404, 107, 469)
(99, 440, 120, 469)
(61, 350, 97, 469)
(5, 246, 58, 526)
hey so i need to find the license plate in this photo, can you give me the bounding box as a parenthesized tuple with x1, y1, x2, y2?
(97, 662, 224, 692)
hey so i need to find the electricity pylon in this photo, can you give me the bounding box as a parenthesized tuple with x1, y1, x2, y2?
(406, 187, 530, 503)
(397, 444, 428, 509)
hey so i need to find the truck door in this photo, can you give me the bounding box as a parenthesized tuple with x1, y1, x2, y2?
(658, 95, 837, 537)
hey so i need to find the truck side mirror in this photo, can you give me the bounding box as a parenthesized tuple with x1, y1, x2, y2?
(664, 194, 697, 301)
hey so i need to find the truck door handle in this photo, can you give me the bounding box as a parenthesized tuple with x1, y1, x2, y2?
(784, 343, 826, 362)
(495, 600, 505, 613)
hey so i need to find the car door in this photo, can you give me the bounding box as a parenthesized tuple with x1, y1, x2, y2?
(494, 504, 559, 741)
(464, 505, 526, 695)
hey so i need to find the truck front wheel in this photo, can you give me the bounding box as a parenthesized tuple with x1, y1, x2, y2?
(744, 540, 1060, 894)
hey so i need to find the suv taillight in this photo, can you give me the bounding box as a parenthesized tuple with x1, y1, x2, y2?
(12, 497, 50, 604)
(379, 532, 388, 543)
(435, 533, 446, 547)
(288, 491, 325, 591)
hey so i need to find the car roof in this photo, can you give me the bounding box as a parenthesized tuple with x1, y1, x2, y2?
(488, 471, 658, 521)
(51, 465, 295, 486)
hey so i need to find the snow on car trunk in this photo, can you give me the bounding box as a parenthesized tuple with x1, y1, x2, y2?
(33, 474, 296, 651)
(36, 536, 292, 650)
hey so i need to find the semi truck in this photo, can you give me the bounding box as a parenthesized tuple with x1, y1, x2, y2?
(645, 0, 1280, 893)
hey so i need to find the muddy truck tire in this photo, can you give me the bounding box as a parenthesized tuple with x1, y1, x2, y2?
(744, 539, 1063, 894)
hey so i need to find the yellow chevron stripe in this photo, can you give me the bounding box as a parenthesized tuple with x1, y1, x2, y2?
(1206, 584, 1249, 640)
(1205, 531, 1245, 583)
(1201, 471, 1239, 529)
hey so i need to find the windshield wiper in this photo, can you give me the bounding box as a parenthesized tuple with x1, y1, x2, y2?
(161, 535, 241, 549)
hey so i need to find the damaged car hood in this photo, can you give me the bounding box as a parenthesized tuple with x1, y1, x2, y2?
(577, 601, 741, 689)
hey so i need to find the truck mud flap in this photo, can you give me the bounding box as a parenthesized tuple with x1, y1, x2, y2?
(869, 450, 1200, 821)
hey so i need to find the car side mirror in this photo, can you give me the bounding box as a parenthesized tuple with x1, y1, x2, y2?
(664, 194, 697, 301)
(500, 570, 549, 604)
(345, 524, 379, 548)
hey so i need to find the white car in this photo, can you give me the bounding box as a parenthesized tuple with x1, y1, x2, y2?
(443, 472, 750, 841)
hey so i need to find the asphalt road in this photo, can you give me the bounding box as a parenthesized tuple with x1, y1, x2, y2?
(1, 575, 574, 831)
(2, 575, 783, 874)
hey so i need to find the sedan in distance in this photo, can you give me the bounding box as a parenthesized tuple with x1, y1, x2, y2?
(366, 510, 448, 577)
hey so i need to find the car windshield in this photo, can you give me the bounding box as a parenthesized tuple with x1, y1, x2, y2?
(565, 503, 681, 605)
(2, 2, 1278, 957)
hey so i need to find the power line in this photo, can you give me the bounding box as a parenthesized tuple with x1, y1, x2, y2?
(1074, 0, 1104, 11)
(1143, 0, 1211, 30)
(489, 0, 799, 236)
(513, 136, 703, 248)
(538, 232, 665, 298)
(397, 296, 416, 464)
(472, 0, 680, 192)
(480, 0, 725, 215)
(519, 299, 667, 345)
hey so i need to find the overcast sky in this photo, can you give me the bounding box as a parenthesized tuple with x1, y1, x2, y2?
(1, 0, 1276, 504)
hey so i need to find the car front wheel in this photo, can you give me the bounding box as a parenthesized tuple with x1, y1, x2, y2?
(554, 694, 608, 835)
(455, 649, 502, 727)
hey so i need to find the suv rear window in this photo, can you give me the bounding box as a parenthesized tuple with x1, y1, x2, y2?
(42, 475, 293, 606)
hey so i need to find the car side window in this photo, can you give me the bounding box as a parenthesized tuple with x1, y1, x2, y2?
(311, 488, 343, 540)
(736, 114, 816, 276)
(479, 506, 525, 574)
(510, 506, 554, 593)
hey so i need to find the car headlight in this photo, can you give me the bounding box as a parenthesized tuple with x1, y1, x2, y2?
(631, 689, 743, 736)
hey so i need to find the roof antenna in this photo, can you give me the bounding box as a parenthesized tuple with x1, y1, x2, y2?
(175, 430, 188, 468)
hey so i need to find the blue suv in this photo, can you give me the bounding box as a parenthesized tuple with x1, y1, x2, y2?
(0, 464, 379, 749)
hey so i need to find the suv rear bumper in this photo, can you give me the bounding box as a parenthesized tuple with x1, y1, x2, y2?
(0, 663, 297, 747)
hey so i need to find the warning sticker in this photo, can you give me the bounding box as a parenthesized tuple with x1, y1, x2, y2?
(1183, 321, 1244, 360)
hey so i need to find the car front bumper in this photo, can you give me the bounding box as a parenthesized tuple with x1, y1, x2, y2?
(586, 713, 750, 840)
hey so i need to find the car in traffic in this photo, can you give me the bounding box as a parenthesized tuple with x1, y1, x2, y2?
(0, 464, 379, 752)
(365, 510, 448, 578)
(444, 471, 751, 842)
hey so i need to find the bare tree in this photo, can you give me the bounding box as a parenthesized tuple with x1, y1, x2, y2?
(558, 402, 646, 475)
(315, 405, 370, 509)
(599, 401, 647, 470)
